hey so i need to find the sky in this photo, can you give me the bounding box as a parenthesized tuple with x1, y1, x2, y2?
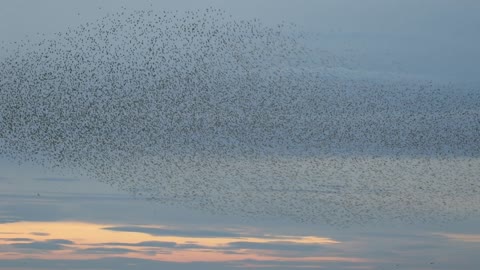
(1, 1, 480, 269)
(1, 0, 479, 84)
(1, 157, 480, 270)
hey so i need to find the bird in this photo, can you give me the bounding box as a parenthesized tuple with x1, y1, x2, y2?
(0, 8, 479, 226)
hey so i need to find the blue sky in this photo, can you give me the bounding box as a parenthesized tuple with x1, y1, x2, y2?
(1, 1, 480, 269)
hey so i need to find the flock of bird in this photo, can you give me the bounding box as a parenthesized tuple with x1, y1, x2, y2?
(0, 8, 479, 225)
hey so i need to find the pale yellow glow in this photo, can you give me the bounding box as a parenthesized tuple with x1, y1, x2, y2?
(0, 221, 338, 246)
(0, 221, 372, 264)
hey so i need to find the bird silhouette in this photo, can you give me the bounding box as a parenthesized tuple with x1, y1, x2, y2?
(0, 8, 479, 226)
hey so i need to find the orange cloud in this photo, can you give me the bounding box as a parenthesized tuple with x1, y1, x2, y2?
(0, 221, 372, 265)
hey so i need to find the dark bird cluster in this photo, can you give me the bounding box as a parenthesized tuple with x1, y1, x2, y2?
(0, 8, 479, 226)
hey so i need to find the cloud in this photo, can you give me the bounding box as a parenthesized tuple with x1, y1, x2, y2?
(0, 198, 78, 222)
(9, 239, 73, 251)
(102, 241, 177, 248)
(31, 232, 50, 236)
(1, 238, 33, 242)
(9, 242, 65, 250)
(98, 240, 328, 253)
(221, 250, 246, 255)
(103, 226, 244, 238)
(33, 177, 80, 182)
(0, 217, 22, 224)
(226, 241, 325, 252)
(98, 241, 213, 251)
(47, 239, 75, 244)
(176, 243, 210, 249)
(77, 247, 137, 254)
(433, 233, 480, 243)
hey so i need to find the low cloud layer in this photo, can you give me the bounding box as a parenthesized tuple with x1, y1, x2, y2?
(0, 203, 479, 270)
(9, 239, 74, 251)
(103, 226, 251, 238)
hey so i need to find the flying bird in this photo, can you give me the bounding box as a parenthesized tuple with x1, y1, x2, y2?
(0, 8, 479, 226)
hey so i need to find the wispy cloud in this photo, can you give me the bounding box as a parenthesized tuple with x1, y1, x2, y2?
(9, 239, 74, 251)
(433, 233, 480, 243)
(101, 240, 178, 248)
(226, 241, 326, 252)
(1, 238, 33, 242)
(77, 247, 137, 254)
(103, 226, 252, 238)
(0, 216, 22, 224)
(31, 232, 50, 236)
